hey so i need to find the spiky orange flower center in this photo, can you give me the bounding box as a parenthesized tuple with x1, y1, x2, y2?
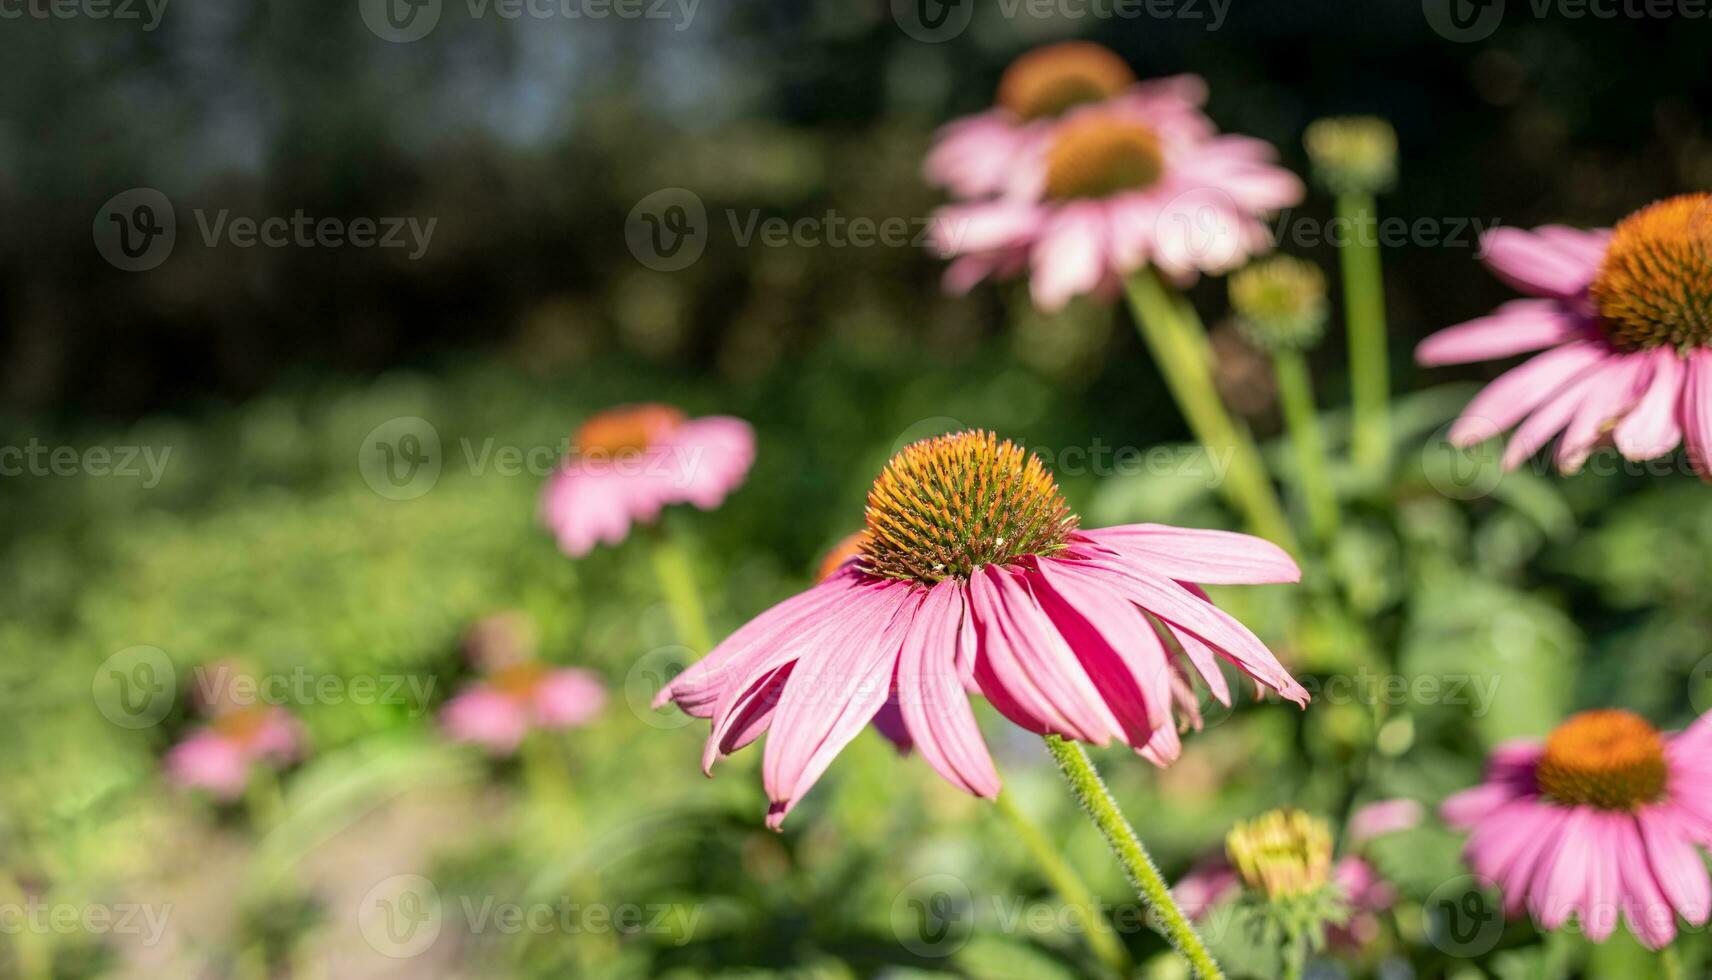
(490, 661, 548, 699)
(863, 431, 1077, 585)
(212, 705, 274, 745)
(815, 531, 869, 583)
(574, 404, 684, 456)
(1535, 709, 1668, 810)
(997, 41, 1136, 121)
(1044, 117, 1164, 202)
(1589, 193, 1712, 352)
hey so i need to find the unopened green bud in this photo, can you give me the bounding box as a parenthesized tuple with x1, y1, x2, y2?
(1229, 256, 1328, 352)
(1304, 116, 1397, 196)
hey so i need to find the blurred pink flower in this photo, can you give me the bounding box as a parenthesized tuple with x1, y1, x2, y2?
(1347, 797, 1423, 846)
(1416, 194, 1712, 476)
(442, 662, 606, 755)
(165, 705, 301, 800)
(541, 403, 755, 557)
(1441, 708, 1712, 949)
(925, 41, 1213, 201)
(1172, 857, 1240, 921)
(1329, 856, 1398, 950)
(657, 431, 1305, 828)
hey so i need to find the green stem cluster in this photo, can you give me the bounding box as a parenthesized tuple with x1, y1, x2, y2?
(1125, 271, 1300, 557)
(1270, 349, 1340, 544)
(648, 525, 712, 653)
(1336, 190, 1391, 476)
(1043, 735, 1225, 980)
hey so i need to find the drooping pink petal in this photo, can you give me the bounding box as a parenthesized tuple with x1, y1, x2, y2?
(1639, 806, 1712, 925)
(1348, 798, 1423, 845)
(1614, 350, 1687, 460)
(1030, 204, 1109, 313)
(1682, 349, 1712, 478)
(1479, 226, 1607, 299)
(1416, 299, 1587, 366)
(1532, 806, 1595, 929)
(969, 566, 1125, 745)
(1554, 353, 1650, 472)
(1072, 525, 1300, 584)
(896, 581, 1001, 798)
(1055, 557, 1308, 706)
(1579, 812, 1622, 942)
(1446, 341, 1609, 447)
(763, 581, 920, 828)
(1616, 814, 1679, 950)
(1501, 362, 1618, 469)
(1031, 562, 1175, 751)
(870, 698, 913, 754)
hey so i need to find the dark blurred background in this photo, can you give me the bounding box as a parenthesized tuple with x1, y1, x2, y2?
(4, 0, 1709, 420)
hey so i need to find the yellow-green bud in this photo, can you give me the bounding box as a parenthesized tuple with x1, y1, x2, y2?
(1304, 116, 1397, 196)
(1229, 256, 1328, 352)
(1226, 808, 1334, 901)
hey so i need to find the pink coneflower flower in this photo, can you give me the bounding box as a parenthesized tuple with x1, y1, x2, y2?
(925, 42, 1214, 201)
(541, 403, 755, 557)
(442, 661, 607, 755)
(933, 104, 1303, 311)
(1441, 709, 1712, 949)
(658, 431, 1306, 828)
(1417, 194, 1712, 475)
(165, 705, 301, 800)
(1347, 797, 1424, 846)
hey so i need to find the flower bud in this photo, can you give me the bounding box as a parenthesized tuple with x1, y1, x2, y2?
(1226, 807, 1334, 900)
(1304, 116, 1397, 196)
(1229, 256, 1329, 352)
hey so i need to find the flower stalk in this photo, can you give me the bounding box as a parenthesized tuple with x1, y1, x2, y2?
(1125, 270, 1299, 556)
(1271, 349, 1339, 544)
(1337, 189, 1391, 476)
(1044, 735, 1225, 980)
(994, 791, 1134, 977)
(648, 525, 712, 653)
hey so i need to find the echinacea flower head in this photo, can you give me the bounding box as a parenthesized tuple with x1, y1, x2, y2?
(1227, 808, 1335, 901)
(932, 99, 1302, 311)
(540, 403, 755, 557)
(657, 430, 1306, 828)
(1303, 116, 1398, 196)
(165, 704, 301, 800)
(1418, 194, 1712, 476)
(924, 42, 1208, 201)
(1229, 255, 1329, 352)
(1441, 708, 1712, 949)
(442, 662, 606, 755)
